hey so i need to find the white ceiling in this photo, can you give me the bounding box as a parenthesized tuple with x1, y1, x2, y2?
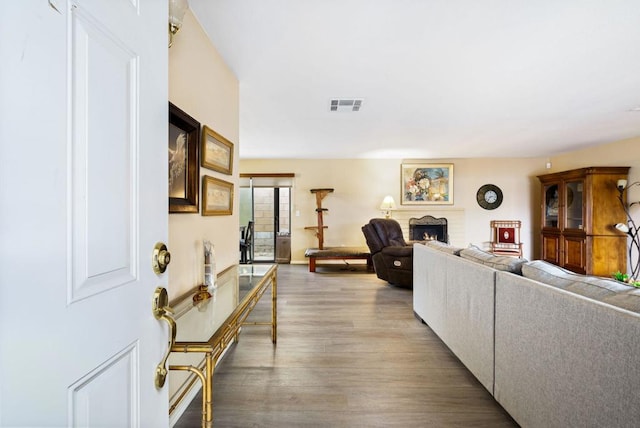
(189, 0, 640, 159)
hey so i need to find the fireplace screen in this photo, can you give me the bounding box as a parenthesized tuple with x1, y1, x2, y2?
(409, 215, 448, 243)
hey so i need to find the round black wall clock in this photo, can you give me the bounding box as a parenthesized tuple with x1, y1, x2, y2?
(476, 184, 503, 210)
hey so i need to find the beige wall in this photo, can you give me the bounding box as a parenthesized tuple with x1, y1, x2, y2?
(168, 10, 239, 300)
(550, 137, 640, 205)
(240, 138, 640, 266)
(240, 158, 549, 262)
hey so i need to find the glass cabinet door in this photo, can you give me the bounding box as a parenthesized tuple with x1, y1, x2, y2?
(564, 180, 584, 230)
(543, 184, 560, 228)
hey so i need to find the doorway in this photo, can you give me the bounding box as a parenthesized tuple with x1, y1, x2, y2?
(239, 185, 291, 263)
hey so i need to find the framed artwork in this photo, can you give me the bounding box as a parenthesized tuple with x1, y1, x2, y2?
(169, 102, 200, 213)
(401, 163, 454, 205)
(201, 125, 234, 175)
(202, 175, 234, 216)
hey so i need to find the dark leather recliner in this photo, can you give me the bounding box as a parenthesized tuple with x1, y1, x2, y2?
(361, 218, 414, 288)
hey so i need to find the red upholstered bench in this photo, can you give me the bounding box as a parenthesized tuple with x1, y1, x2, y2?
(304, 247, 373, 272)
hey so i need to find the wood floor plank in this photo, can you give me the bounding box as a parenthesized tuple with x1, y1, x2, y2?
(173, 264, 518, 427)
(212, 367, 482, 389)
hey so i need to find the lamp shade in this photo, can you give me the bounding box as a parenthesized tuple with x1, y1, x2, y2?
(169, 0, 189, 28)
(615, 223, 630, 234)
(379, 195, 396, 210)
(618, 179, 628, 190)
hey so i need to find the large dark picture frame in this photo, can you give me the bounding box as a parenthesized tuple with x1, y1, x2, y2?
(169, 102, 200, 213)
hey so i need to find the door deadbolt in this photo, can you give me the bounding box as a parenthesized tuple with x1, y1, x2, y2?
(152, 242, 171, 274)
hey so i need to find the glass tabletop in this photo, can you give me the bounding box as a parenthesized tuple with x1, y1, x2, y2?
(171, 264, 276, 343)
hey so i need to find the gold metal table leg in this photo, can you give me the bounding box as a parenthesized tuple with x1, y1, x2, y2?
(168, 365, 207, 427)
(272, 272, 277, 344)
(205, 352, 214, 426)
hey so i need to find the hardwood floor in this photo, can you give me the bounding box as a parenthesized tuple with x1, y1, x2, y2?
(174, 263, 518, 428)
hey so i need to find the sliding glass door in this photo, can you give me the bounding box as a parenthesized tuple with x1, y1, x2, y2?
(254, 187, 275, 261)
(239, 179, 291, 263)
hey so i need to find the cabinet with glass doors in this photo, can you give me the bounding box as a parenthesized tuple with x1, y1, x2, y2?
(538, 166, 629, 275)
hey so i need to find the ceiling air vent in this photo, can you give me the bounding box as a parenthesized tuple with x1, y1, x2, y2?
(330, 98, 363, 112)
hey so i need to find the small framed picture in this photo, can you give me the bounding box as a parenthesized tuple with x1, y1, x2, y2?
(202, 175, 234, 216)
(201, 125, 234, 175)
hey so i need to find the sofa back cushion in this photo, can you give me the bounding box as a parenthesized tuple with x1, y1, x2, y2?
(459, 245, 527, 274)
(521, 260, 583, 289)
(422, 240, 463, 256)
(601, 288, 640, 313)
(522, 260, 639, 312)
(565, 276, 633, 300)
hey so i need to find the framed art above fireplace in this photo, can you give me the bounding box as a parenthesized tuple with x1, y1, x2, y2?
(401, 163, 453, 205)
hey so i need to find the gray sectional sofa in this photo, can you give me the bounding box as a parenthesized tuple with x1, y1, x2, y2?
(413, 242, 640, 428)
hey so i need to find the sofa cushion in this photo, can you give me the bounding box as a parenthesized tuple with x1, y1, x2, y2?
(601, 288, 640, 313)
(521, 260, 584, 289)
(422, 240, 463, 256)
(459, 245, 527, 274)
(522, 260, 634, 300)
(565, 276, 633, 300)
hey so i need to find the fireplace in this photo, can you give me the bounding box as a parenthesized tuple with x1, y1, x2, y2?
(409, 215, 448, 243)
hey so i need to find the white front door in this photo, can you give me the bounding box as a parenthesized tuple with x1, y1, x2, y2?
(0, 1, 169, 426)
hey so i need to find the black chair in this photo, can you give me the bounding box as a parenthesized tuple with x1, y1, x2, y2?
(239, 221, 254, 264)
(361, 218, 414, 288)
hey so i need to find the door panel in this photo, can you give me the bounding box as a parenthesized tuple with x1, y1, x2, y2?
(69, 343, 137, 427)
(541, 233, 560, 265)
(563, 235, 586, 274)
(0, 2, 168, 426)
(71, 5, 139, 301)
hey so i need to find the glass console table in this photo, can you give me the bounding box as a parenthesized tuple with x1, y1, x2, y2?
(168, 264, 277, 427)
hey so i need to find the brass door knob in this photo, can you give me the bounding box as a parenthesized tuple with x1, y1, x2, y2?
(152, 242, 171, 274)
(152, 287, 176, 388)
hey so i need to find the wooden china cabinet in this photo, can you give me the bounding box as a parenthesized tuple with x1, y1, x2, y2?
(537, 166, 629, 276)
